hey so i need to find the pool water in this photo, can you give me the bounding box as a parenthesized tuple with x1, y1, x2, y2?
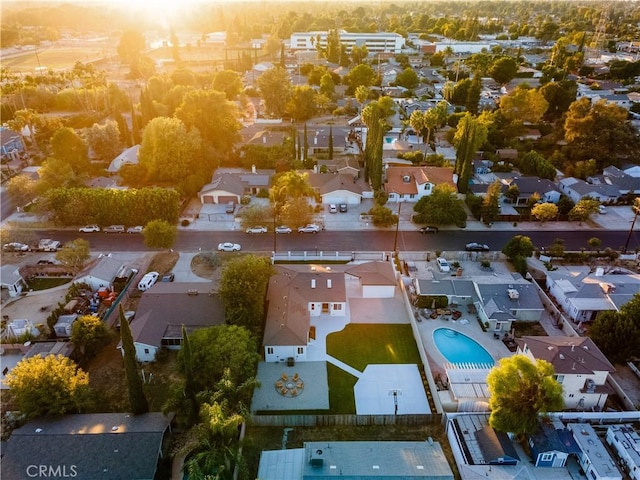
(432, 328, 494, 366)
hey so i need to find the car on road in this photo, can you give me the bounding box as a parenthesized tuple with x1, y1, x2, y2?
(436, 257, 450, 273)
(246, 226, 267, 234)
(3, 242, 31, 252)
(127, 225, 144, 234)
(104, 225, 125, 233)
(298, 224, 321, 233)
(419, 226, 439, 234)
(598, 205, 607, 214)
(339, 204, 348, 213)
(217, 242, 241, 252)
(137, 271, 159, 291)
(161, 273, 175, 282)
(79, 225, 100, 233)
(465, 242, 490, 252)
(275, 225, 292, 234)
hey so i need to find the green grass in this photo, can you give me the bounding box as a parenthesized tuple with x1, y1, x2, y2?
(327, 362, 357, 413)
(327, 324, 422, 372)
(26, 278, 71, 290)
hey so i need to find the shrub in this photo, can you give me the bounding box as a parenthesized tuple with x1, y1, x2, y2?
(181, 219, 190, 227)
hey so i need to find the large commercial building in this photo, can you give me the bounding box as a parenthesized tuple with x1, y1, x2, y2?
(290, 31, 405, 54)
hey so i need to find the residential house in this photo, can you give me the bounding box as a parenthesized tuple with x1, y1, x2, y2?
(475, 281, 544, 331)
(241, 128, 288, 147)
(496, 149, 518, 161)
(0, 413, 173, 480)
(600, 165, 640, 197)
(316, 156, 360, 176)
(621, 164, 640, 178)
(263, 265, 346, 363)
(605, 424, 640, 480)
(442, 365, 492, 412)
(518, 128, 542, 141)
(413, 279, 477, 308)
(198, 166, 275, 204)
(510, 177, 562, 205)
(527, 422, 581, 467)
(384, 166, 456, 202)
(567, 423, 622, 480)
(446, 414, 520, 467)
(516, 336, 615, 411)
(558, 177, 620, 204)
(123, 282, 224, 362)
(592, 93, 633, 110)
(307, 172, 372, 205)
(258, 440, 454, 480)
(0, 127, 25, 160)
(74, 255, 126, 291)
(545, 266, 640, 322)
(345, 261, 396, 298)
(304, 127, 353, 156)
(107, 144, 140, 173)
(0, 265, 26, 298)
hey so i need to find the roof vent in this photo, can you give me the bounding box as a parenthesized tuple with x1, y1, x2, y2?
(310, 449, 324, 467)
(35, 428, 43, 433)
(559, 354, 565, 360)
(595, 267, 605, 276)
(327, 279, 332, 289)
(402, 175, 411, 183)
(507, 289, 519, 300)
(111, 426, 119, 431)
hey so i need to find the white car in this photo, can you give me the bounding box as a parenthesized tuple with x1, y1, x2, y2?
(79, 225, 100, 233)
(275, 225, 292, 234)
(598, 205, 607, 214)
(217, 242, 241, 252)
(246, 226, 267, 234)
(298, 224, 321, 233)
(3, 242, 30, 252)
(436, 257, 450, 273)
(127, 225, 144, 233)
(137, 271, 159, 291)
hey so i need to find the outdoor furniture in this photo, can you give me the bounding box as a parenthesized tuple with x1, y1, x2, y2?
(452, 310, 462, 320)
(281, 373, 288, 381)
(493, 333, 500, 339)
(275, 380, 284, 388)
(296, 381, 304, 389)
(290, 388, 298, 397)
(292, 373, 299, 382)
(280, 387, 288, 395)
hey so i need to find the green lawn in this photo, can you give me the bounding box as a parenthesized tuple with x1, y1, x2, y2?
(27, 278, 71, 291)
(326, 324, 422, 372)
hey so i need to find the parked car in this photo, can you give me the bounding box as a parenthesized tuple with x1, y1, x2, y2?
(275, 225, 292, 234)
(79, 225, 100, 233)
(465, 242, 490, 252)
(598, 205, 607, 214)
(217, 242, 241, 252)
(246, 226, 267, 234)
(127, 225, 144, 234)
(339, 204, 348, 213)
(225, 201, 235, 214)
(104, 225, 125, 233)
(436, 257, 450, 273)
(137, 271, 159, 291)
(419, 226, 439, 234)
(37, 259, 55, 265)
(3, 242, 30, 252)
(161, 273, 175, 282)
(298, 224, 321, 233)
(329, 204, 338, 213)
(116, 310, 136, 329)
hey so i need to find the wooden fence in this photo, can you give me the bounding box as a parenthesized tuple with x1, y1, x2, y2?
(248, 413, 443, 427)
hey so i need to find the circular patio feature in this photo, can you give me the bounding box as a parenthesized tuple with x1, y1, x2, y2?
(275, 372, 304, 397)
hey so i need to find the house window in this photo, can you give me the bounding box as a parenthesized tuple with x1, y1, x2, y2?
(267, 347, 273, 354)
(333, 304, 342, 311)
(297, 347, 304, 354)
(144, 348, 149, 354)
(541, 453, 554, 461)
(555, 375, 564, 384)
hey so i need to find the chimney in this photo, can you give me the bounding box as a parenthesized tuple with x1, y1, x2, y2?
(311, 279, 316, 289)
(327, 279, 332, 289)
(314, 137, 318, 145)
(252, 164, 257, 173)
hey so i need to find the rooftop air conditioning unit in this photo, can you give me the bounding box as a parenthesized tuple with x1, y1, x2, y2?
(507, 289, 519, 300)
(310, 449, 324, 467)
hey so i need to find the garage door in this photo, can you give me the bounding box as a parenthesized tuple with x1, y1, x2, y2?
(202, 196, 214, 204)
(217, 195, 236, 204)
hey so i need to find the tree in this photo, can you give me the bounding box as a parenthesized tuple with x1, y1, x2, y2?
(489, 56, 518, 85)
(395, 67, 419, 90)
(143, 219, 177, 249)
(50, 127, 90, 174)
(180, 324, 261, 392)
(413, 184, 467, 226)
(56, 238, 91, 269)
(568, 198, 600, 223)
(7, 174, 38, 206)
(138, 117, 202, 183)
(212, 70, 243, 100)
(85, 120, 123, 162)
(286, 86, 317, 122)
(481, 181, 501, 224)
(256, 67, 292, 118)
(355, 85, 370, 109)
(117, 30, 146, 65)
(531, 203, 559, 223)
(487, 354, 564, 436)
(71, 315, 111, 361)
(279, 196, 314, 228)
(519, 151, 556, 180)
(587, 237, 602, 252)
(218, 255, 273, 334)
(343, 64, 377, 94)
(589, 294, 640, 364)
(319, 72, 335, 98)
(506, 184, 520, 204)
(350, 45, 369, 65)
(37, 157, 86, 193)
(502, 235, 534, 259)
(368, 204, 397, 227)
(499, 85, 549, 125)
(453, 113, 488, 193)
(4, 354, 91, 419)
(540, 80, 577, 120)
(118, 306, 149, 414)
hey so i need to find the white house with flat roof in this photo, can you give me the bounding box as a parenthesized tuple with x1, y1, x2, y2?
(567, 423, 622, 480)
(290, 31, 405, 54)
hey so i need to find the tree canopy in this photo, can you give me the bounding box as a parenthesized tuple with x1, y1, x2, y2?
(413, 183, 466, 226)
(4, 354, 92, 419)
(56, 238, 91, 268)
(502, 235, 534, 259)
(589, 294, 640, 364)
(143, 219, 177, 249)
(71, 314, 111, 361)
(487, 354, 564, 436)
(256, 67, 292, 118)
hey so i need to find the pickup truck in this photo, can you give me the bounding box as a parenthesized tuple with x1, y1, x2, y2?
(39, 239, 61, 252)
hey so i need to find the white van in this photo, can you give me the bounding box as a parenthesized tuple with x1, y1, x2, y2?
(137, 271, 159, 291)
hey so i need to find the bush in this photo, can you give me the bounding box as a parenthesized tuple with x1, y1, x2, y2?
(512, 255, 528, 276)
(181, 219, 190, 227)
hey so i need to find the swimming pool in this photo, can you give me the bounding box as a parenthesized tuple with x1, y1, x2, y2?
(432, 328, 494, 366)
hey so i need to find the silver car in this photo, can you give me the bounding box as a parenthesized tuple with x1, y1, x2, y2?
(275, 226, 292, 234)
(298, 224, 321, 233)
(246, 226, 267, 234)
(217, 242, 241, 252)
